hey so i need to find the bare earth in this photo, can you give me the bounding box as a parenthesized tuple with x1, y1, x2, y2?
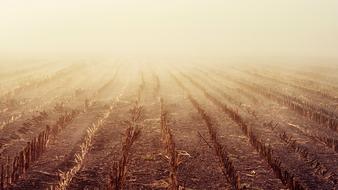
(0, 62, 337, 190)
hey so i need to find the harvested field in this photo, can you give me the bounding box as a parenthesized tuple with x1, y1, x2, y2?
(0, 62, 337, 190)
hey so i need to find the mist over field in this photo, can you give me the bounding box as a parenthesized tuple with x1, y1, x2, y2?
(1, 1, 338, 190)
(1, 0, 338, 60)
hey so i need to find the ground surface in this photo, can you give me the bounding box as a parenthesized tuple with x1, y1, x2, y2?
(0, 61, 337, 190)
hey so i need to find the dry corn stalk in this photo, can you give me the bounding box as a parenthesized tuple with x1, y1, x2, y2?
(109, 124, 141, 190)
(109, 102, 143, 190)
(159, 98, 181, 190)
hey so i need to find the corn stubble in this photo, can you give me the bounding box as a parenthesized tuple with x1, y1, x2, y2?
(108, 102, 143, 190)
(159, 98, 182, 190)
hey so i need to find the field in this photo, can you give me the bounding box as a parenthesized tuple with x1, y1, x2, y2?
(0, 61, 337, 190)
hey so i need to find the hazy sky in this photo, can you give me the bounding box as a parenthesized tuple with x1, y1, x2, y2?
(1, 0, 338, 58)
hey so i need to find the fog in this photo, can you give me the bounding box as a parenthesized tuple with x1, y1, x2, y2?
(2, 2, 338, 189)
(0, 0, 337, 60)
